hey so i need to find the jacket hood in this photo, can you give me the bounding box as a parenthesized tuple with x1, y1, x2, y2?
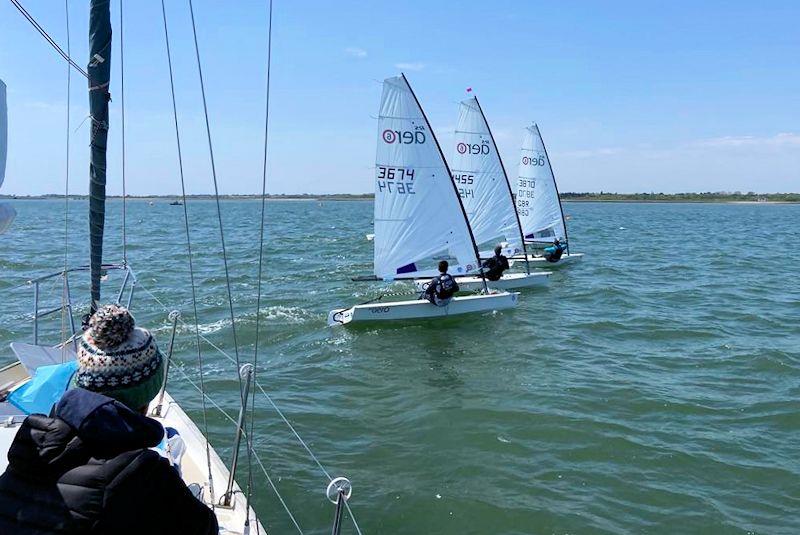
(6, 388, 163, 478)
(55, 388, 164, 456)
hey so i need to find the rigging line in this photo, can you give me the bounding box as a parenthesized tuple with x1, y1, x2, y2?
(246, 0, 274, 524)
(141, 284, 364, 534)
(186, 0, 247, 404)
(119, 0, 127, 265)
(8, 0, 90, 81)
(343, 500, 364, 535)
(170, 361, 240, 427)
(187, 0, 254, 499)
(250, 444, 304, 534)
(139, 282, 356, 513)
(159, 0, 216, 504)
(61, 0, 71, 362)
(255, 382, 332, 482)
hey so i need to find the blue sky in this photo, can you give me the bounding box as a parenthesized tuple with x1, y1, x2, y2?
(1, 0, 798, 195)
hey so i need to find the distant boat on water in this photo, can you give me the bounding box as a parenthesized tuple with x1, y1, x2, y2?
(169, 200, 183, 206)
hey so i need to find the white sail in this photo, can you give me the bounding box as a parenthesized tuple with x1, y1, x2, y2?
(0, 78, 16, 234)
(451, 97, 522, 252)
(0, 79, 7, 188)
(373, 75, 479, 279)
(516, 124, 566, 242)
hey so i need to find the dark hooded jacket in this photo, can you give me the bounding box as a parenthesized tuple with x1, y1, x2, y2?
(0, 388, 218, 534)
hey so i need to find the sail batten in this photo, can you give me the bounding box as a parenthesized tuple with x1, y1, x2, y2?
(88, 0, 112, 309)
(372, 75, 479, 280)
(516, 124, 567, 243)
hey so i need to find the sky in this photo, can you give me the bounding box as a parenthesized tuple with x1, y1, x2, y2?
(0, 0, 798, 195)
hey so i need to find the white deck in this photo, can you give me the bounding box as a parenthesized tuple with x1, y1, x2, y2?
(413, 271, 550, 292)
(328, 291, 519, 326)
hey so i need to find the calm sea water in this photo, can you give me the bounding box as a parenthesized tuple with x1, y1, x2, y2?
(1, 199, 798, 534)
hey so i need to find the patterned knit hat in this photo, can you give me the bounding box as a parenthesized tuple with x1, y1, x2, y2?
(75, 304, 165, 411)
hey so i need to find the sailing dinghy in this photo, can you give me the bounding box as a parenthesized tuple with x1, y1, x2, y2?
(414, 96, 549, 292)
(513, 124, 583, 266)
(329, 75, 519, 326)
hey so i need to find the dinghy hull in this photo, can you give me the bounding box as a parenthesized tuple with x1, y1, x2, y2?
(511, 252, 584, 267)
(413, 271, 550, 292)
(328, 291, 519, 326)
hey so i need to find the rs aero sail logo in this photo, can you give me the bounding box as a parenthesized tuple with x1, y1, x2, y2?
(383, 129, 426, 144)
(457, 139, 490, 155)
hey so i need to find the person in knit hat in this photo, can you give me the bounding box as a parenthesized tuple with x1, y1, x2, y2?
(75, 303, 165, 412)
(0, 304, 218, 534)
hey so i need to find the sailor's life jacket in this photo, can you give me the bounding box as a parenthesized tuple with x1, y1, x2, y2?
(482, 254, 510, 281)
(423, 273, 459, 305)
(544, 243, 565, 263)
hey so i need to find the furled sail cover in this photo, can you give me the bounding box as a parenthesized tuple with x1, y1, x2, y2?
(516, 124, 566, 242)
(373, 76, 478, 279)
(451, 97, 521, 252)
(0, 78, 17, 235)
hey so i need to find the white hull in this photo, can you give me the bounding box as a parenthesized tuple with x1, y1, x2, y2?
(0, 360, 263, 534)
(328, 291, 519, 326)
(512, 252, 584, 267)
(413, 271, 550, 292)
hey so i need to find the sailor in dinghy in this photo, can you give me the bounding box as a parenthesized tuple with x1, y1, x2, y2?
(413, 96, 550, 292)
(329, 75, 519, 326)
(511, 123, 584, 266)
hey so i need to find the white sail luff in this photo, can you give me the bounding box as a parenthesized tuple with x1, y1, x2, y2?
(0, 78, 17, 235)
(0, 79, 7, 188)
(451, 97, 522, 252)
(372, 76, 479, 279)
(515, 124, 566, 242)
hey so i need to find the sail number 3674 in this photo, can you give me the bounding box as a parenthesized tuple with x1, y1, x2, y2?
(377, 166, 415, 195)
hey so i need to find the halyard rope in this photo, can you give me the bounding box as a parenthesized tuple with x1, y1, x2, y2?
(119, 0, 128, 266)
(185, 6, 251, 479)
(60, 0, 71, 362)
(159, 0, 216, 505)
(247, 0, 275, 530)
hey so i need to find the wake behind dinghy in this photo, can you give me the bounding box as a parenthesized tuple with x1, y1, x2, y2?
(329, 75, 519, 326)
(414, 96, 549, 291)
(513, 123, 584, 266)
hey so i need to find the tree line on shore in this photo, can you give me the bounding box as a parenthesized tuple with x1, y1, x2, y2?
(2, 192, 798, 202)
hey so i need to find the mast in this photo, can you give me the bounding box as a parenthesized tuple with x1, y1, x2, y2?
(401, 74, 489, 292)
(534, 123, 569, 253)
(473, 96, 530, 274)
(87, 0, 112, 312)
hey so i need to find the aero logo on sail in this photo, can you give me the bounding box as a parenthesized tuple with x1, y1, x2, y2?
(382, 129, 426, 144)
(521, 155, 545, 166)
(456, 141, 490, 155)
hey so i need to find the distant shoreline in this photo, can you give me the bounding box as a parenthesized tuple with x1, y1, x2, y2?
(2, 193, 798, 203)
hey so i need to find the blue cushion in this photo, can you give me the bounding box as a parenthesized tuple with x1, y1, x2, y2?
(8, 361, 78, 415)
